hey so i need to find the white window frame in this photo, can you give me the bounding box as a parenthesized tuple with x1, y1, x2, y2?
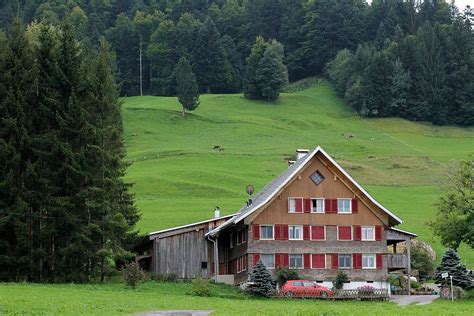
(260, 225, 274, 240)
(311, 198, 325, 213)
(337, 198, 352, 214)
(361, 226, 375, 241)
(260, 254, 275, 269)
(230, 232, 234, 248)
(336, 225, 353, 241)
(288, 197, 303, 213)
(289, 225, 303, 240)
(237, 257, 241, 273)
(289, 254, 304, 269)
(242, 229, 247, 243)
(237, 229, 242, 245)
(311, 225, 326, 241)
(338, 254, 352, 269)
(362, 254, 376, 269)
(242, 256, 247, 272)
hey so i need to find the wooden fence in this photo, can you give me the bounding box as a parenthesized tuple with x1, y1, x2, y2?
(277, 289, 389, 301)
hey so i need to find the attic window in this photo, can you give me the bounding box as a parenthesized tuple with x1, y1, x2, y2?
(310, 170, 325, 186)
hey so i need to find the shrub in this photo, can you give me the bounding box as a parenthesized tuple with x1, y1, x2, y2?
(121, 261, 148, 289)
(275, 267, 299, 287)
(191, 276, 211, 297)
(246, 261, 275, 297)
(411, 281, 421, 289)
(333, 271, 349, 290)
(154, 272, 178, 282)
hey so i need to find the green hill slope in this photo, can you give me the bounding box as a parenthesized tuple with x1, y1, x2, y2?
(123, 83, 474, 265)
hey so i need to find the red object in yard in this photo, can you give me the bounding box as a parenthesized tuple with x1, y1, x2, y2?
(280, 280, 334, 298)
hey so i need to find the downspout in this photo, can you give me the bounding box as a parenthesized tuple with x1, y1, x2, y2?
(207, 234, 219, 283)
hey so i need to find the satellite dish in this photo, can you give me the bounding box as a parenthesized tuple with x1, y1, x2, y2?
(246, 184, 254, 196)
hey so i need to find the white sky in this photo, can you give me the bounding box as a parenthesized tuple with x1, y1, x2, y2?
(366, 0, 473, 10)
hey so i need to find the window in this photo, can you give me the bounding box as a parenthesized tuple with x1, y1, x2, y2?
(242, 229, 247, 243)
(288, 198, 303, 213)
(310, 170, 325, 186)
(260, 225, 274, 240)
(362, 226, 375, 241)
(293, 281, 303, 286)
(311, 198, 325, 213)
(338, 199, 352, 213)
(201, 262, 208, 269)
(362, 254, 376, 269)
(289, 225, 303, 240)
(237, 230, 242, 245)
(289, 254, 303, 269)
(261, 254, 275, 269)
(339, 254, 352, 269)
(230, 232, 234, 248)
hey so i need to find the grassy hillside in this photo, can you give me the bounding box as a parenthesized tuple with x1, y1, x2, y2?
(122, 83, 474, 265)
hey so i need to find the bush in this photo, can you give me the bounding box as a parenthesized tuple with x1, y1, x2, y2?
(440, 285, 466, 300)
(411, 281, 421, 289)
(358, 285, 375, 295)
(333, 271, 349, 290)
(275, 267, 299, 287)
(154, 273, 178, 282)
(191, 276, 211, 297)
(121, 261, 148, 289)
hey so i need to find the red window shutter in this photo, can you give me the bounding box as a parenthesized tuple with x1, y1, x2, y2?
(274, 224, 281, 240)
(252, 224, 260, 240)
(303, 225, 310, 240)
(376, 254, 383, 269)
(375, 226, 383, 241)
(253, 253, 260, 267)
(311, 226, 325, 240)
(304, 254, 311, 269)
(332, 199, 338, 212)
(275, 253, 281, 268)
(354, 225, 361, 241)
(303, 198, 311, 213)
(312, 254, 325, 269)
(351, 198, 358, 213)
(338, 226, 352, 240)
(295, 198, 303, 213)
(352, 253, 362, 269)
(324, 199, 332, 212)
(281, 225, 289, 240)
(331, 253, 339, 269)
(283, 253, 289, 268)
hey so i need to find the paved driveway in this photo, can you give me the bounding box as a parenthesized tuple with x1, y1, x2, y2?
(391, 295, 439, 306)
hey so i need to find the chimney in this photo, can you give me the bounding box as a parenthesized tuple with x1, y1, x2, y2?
(214, 206, 220, 219)
(296, 149, 310, 160)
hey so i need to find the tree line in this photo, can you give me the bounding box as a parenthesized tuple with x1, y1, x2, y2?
(1, 0, 472, 124)
(0, 20, 139, 282)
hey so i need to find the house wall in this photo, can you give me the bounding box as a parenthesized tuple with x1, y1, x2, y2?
(247, 153, 389, 282)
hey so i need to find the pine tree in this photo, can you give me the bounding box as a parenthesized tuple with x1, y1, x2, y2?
(389, 59, 411, 117)
(434, 249, 471, 289)
(255, 40, 288, 101)
(247, 261, 275, 297)
(175, 57, 199, 117)
(244, 36, 267, 100)
(194, 18, 226, 93)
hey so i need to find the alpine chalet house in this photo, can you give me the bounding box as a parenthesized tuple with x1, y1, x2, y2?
(138, 147, 416, 290)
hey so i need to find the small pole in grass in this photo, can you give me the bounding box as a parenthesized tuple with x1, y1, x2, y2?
(450, 275, 454, 301)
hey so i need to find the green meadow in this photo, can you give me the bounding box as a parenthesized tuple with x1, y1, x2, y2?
(123, 83, 474, 265)
(0, 282, 473, 316)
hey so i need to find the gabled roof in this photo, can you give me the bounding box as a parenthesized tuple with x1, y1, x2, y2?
(207, 146, 403, 237)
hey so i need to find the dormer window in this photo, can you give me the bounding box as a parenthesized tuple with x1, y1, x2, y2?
(310, 170, 325, 186)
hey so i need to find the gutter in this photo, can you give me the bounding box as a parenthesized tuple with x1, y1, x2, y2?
(206, 234, 219, 283)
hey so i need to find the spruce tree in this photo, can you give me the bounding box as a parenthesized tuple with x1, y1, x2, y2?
(255, 40, 288, 101)
(244, 36, 267, 100)
(434, 249, 471, 289)
(389, 59, 411, 117)
(247, 261, 275, 297)
(175, 57, 199, 117)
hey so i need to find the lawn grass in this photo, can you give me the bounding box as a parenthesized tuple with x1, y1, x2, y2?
(122, 83, 474, 265)
(1, 282, 473, 316)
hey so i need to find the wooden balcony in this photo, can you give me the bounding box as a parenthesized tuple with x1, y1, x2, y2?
(386, 253, 408, 269)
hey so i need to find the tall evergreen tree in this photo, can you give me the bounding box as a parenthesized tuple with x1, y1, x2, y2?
(175, 57, 199, 117)
(246, 261, 275, 297)
(244, 36, 267, 100)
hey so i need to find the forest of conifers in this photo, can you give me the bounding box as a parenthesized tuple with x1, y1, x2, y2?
(1, 0, 472, 125)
